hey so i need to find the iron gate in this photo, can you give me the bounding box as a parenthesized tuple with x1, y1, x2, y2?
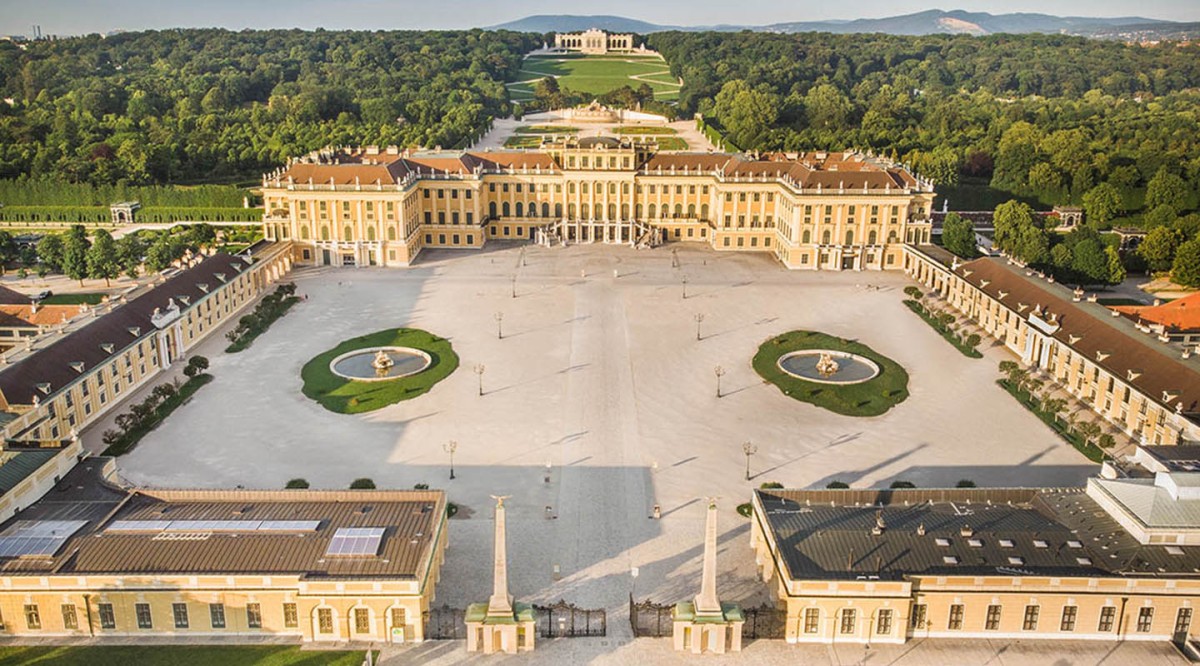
(629, 594, 674, 637)
(741, 603, 787, 640)
(422, 604, 465, 640)
(532, 600, 606, 638)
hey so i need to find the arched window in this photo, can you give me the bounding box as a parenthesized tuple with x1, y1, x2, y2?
(515, 202, 524, 217)
(621, 204, 629, 219)
(581, 204, 590, 219)
(555, 203, 563, 218)
(888, 231, 898, 243)
(320, 225, 330, 241)
(649, 204, 657, 218)
(366, 226, 376, 241)
(845, 230, 854, 245)
(568, 204, 576, 218)
(802, 229, 811, 244)
(868, 230, 877, 245)
(528, 203, 538, 218)
(301, 226, 310, 240)
(822, 230, 831, 245)
(701, 204, 709, 219)
(542, 202, 550, 217)
(343, 225, 353, 240)
(636, 204, 643, 218)
(608, 182, 616, 195)
(581, 183, 588, 194)
(674, 204, 683, 218)
(687, 204, 696, 218)
(608, 203, 616, 220)
(623, 183, 630, 194)
(489, 202, 497, 218)
(502, 202, 511, 217)
(387, 226, 396, 241)
(569, 182, 576, 194)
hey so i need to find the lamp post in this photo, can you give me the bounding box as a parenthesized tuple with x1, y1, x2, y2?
(694, 313, 705, 341)
(495, 311, 504, 339)
(474, 363, 485, 396)
(714, 365, 725, 398)
(444, 440, 457, 480)
(681, 274, 689, 300)
(742, 440, 757, 481)
(511, 274, 517, 299)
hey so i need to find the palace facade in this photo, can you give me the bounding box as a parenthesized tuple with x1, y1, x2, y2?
(904, 245, 1200, 447)
(0, 459, 447, 644)
(260, 140, 935, 271)
(553, 29, 635, 55)
(751, 457, 1200, 646)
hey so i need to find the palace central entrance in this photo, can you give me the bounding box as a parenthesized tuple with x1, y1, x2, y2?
(536, 219, 661, 248)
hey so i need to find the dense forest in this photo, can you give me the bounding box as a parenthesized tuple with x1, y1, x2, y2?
(647, 32, 1200, 222)
(0, 29, 538, 186)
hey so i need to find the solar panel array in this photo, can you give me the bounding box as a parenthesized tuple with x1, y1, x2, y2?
(0, 520, 89, 558)
(325, 527, 385, 557)
(106, 519, 321, 533)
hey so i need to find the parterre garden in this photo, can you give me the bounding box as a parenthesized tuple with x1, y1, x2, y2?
(508, 54, 680, 102)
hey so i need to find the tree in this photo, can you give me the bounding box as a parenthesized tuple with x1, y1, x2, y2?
(992, 122, 1043, 191)
(285, 478, 310, 489)
(955, 479, 976, 488)
(115, 234, 145, 279)
(1071, 238, 1110, 285)
(1140, 226, 1182, 272)
(714, 80, 779, 147)
(1105, 245, 1126, 285)
(1082, 183, 1122, 226)
(184, 355, 209, 378)
(350, 478, 376, 489)
(186, 224, 216, 248)
(993, 201, 1048, 264)
(803, 83, 852, 131)
(1145, 167, 1189, 215)
(1098, 433, 1116, 449)
(86, 229, 120, 286)
(903, 286, 923, 300)
(1076, 421, 1103, 448)
(0, 231, 16, 276)
(941, 212, 977, 258)
(61, 225, 91, 286)
(1172, 238, 1200, 288)
(36, 233, 64, 272)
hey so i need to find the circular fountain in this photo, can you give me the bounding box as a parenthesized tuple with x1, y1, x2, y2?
(777, 350, 881, 385)
(329, 347, 432, 382)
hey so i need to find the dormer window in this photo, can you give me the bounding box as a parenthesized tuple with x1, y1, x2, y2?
(998, 290, 1009, 299)
(100, 343, 114, 354)
(1033, 539, 1048, 549)
(70, 362, 85, 373)
(36, 382, 52, 394)
(1127, 369, 1142, 381)
(980, 280, 990, 288)
(1008, 556, 1025, 565)
(935, 538, 951, 547)
(1067, 540, 1082, 549)
(968, 539, 983, 548)
(197, 283, 209, 293)
(1068, 335, 1082, 345)
(1164, 390, 1180, 403)
(942, 555, 959, 565)
(178, 296, 190, 306)
(215, 273, 227, 283)
(999, 539, 1015, 548)
(1095, 351, 1110, 362)
(128, 327, 141, 337)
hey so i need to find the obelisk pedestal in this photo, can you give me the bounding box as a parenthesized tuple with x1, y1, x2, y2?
(673, 499, 743, 654)
(466, 496, 537, 654)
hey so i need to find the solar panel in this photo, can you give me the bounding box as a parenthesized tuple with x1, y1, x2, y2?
(106, 520, 321, 533)
(258, 520, 322, 532)
(108, 520, 174, 532)
(325, 527, 385, 557)
(0, 520, 88, 558)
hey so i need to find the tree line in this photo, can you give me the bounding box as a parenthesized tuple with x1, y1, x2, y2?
(22, 223, 219, 283)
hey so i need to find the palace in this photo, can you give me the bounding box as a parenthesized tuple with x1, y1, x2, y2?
(553, 29, 636, 55)
(260, 140, 935, 271)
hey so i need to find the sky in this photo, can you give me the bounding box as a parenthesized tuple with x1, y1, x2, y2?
(1, 0, 1198, 36)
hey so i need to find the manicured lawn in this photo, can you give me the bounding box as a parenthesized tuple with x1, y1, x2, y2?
(511, 56, 680, 100)
(514, 125, 579, 134)
(0, 645, 372, 666)
(39, 292, 106, 305)
(752, 331, 909, 417)
(301, 328, 458, 414)
(612, 126, 677, 135)
(504, 135, 546, 149)
(1096, 297, 1148, 307)
(648, 137, 688, 151)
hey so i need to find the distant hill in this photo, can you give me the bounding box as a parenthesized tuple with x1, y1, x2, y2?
(490, 10, 1173, 38)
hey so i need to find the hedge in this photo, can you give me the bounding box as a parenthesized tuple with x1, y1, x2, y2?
(0, 206, 263, 224)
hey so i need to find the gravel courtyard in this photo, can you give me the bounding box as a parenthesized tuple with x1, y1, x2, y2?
(111, 242, 1098, 640)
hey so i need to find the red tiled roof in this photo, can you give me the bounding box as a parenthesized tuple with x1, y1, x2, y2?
(1113, 293, 1200, 333)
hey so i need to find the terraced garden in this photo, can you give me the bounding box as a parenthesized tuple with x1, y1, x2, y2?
(509, 55, 680, 102)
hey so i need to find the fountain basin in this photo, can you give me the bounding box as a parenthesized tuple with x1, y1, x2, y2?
(329, 347, 432, 381)
(777, 350, 880, 385)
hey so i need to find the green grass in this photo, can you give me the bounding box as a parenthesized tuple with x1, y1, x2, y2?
(504, 135, 546, 149)
(514, 125, 579, 134)
(903, 300, 984, 358)
(649, 137, 688, 151)
(612, 126, 677, 135)
(0, 645, 373, 666)
(39, 292, 106, 305)
(302, 328, 458, 414)
(512, 55, 680, 100)
(997, 379, 1106, 463)
(752, 331, 909, 417)
(102, 374, 213, 456)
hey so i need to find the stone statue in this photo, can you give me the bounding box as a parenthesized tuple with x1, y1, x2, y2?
(815, 353, 840, 378)
(371, 349, 394, 374)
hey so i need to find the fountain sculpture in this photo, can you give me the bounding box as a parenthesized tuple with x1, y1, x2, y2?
(371, 349, 395, 375)
(815, 352, 840, 378)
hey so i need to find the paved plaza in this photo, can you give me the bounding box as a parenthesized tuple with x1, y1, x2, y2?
(96, 242, 1101, 656)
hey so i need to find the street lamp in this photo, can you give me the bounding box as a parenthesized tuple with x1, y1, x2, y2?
(511, 274, 517, 299)
(681, 274, 689, 300)
(671, 248, 679, 268)
(444, 440, 458, 480)
(694, 313, 705, 341)
(495, 311, 504, 339)
(742, 441, 757, 481)
(714, 365, 725, 398)
(474, 363, 486, 396)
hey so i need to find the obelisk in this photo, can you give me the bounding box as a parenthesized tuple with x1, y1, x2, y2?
(694, 497, 722, 617)
(487, 495, 514, 617)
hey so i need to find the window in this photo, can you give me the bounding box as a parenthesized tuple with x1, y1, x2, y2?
(136, 603, 153, 629)
(1061, 606, 1077, 632)
(99, 603, 116, 629)
(804, 608, 819, 634)
(1137, 607, 1154, 633)
(318, 608, 334, 634)
(1023, 605, 1040, 631)
(173, 603, 189, 629)
(210, 603, 226, 629)
(24, 604, 40, 630)
(911, 604, 927, 629)
(391, 607, 407, 631)
(61, 604, 78, 630)
(840, 609, 856, 635)
(1176, 608, 1193, 636)
(284, 603, 298, 628)
(355, 608, 370, 633)
(876, 609, 893, 635)
(247, 603, 262, 629)
(948, 604, 964, 630)
(986, 605, 1002, 630)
